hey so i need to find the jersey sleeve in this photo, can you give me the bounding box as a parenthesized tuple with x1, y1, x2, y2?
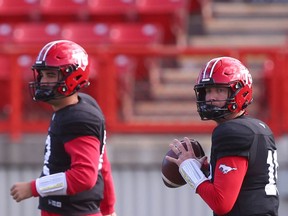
(99, 147, 116, 214)
(212, 121, 254, 159)
(197, 156, 248, 215)
(30, 136, 101, 197)
(64, 136, 101, 195)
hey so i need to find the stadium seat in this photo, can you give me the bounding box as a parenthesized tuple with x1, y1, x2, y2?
(0, 23, 14, 43)
(0, 55, 10, 80)
(0, 56, 11, 120)
(61, 22, 111, 45)
(136, 0, 188, 13)
(12, 22, 62, 44)
(88, 0, 137, 22)
(109, 23, 163, 105)
(40, 0, 90, 21)
(109, 23, 163, 45)
(17, 54, 35, 82)
(135, 0, 189, 44)
(0, 0, 40, 22)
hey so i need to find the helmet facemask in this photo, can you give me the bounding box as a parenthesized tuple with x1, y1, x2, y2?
(195, 84, 231, 120)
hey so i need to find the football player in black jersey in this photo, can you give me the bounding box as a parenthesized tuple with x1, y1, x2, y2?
(167, 57, 279, 215)
(10, 40, 117, 216)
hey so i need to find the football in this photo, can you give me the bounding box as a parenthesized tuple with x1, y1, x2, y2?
(161, 138, 205, 188)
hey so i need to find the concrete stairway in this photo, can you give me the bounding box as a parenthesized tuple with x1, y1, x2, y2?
(190, 2, 288, 47)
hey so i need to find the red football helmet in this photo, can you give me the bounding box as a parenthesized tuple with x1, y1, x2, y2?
(194, 56, 253, 120)
(29, 40, 89, 101)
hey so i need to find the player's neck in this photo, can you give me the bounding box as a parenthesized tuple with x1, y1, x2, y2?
(51, 94, 79, 111)
(215, 110, 245, 124)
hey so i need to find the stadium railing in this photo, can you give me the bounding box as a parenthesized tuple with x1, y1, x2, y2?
(0, 44, 286, 141)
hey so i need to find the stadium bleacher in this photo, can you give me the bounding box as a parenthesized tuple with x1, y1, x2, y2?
(135, 0, 190, 44)
(0, 0, 40, 22)
(61, 22, 111, 45)
(40, 0, 90, 21)
(1, 3, 288, 216)
(12, 22, 62, 44)
(88, 0, 137, 22)
(109, 23, 164, 45)
(0, 23, 13, 43)
(0, 55, 11, 122)
(0, 0, 288, 140)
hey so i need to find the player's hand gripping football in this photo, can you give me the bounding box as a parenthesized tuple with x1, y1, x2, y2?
(166, 137, 207, 167)
(166, 137, 209, 191)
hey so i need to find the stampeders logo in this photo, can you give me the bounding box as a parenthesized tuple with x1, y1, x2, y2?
(219, 164, 237, 174)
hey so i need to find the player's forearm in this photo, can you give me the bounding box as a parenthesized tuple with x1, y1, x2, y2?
(197, 181, 235, 215)
(100, 149, 116, 214)
(30, 165, 97, 197)
(31, 173, 68, 197)
(197, 156, 248, 215)
(31, 166, 97, 197)
(100, 179, 116, 214)
(65, 136, 100, 194)
(31, 136, 100, 197)
(31, 180, 39, 196)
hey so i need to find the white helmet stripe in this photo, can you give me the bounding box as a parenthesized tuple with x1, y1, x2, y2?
(37, 40, 71, 61)
(209, 57, 222, 78)
(202, 57, 222, 80)
(37, 41, 56, 61)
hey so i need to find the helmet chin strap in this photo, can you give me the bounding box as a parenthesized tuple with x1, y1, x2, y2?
(33, 82, 68, 102)
(198, 99, 247, 121)
(35, 89, 75, 102)
(199, 103, 230, 120)
(34, 88, 55, 101)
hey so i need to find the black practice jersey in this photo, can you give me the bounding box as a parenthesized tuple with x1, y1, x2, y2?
(211, 115, 279, 216)
(38, 93, 106, 215)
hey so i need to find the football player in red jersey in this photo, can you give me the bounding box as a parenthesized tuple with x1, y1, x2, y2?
(10, 40, 117, 216)
(167, 57, 279, 215)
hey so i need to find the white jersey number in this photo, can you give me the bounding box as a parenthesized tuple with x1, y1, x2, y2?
(265, 150, 279, 196)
